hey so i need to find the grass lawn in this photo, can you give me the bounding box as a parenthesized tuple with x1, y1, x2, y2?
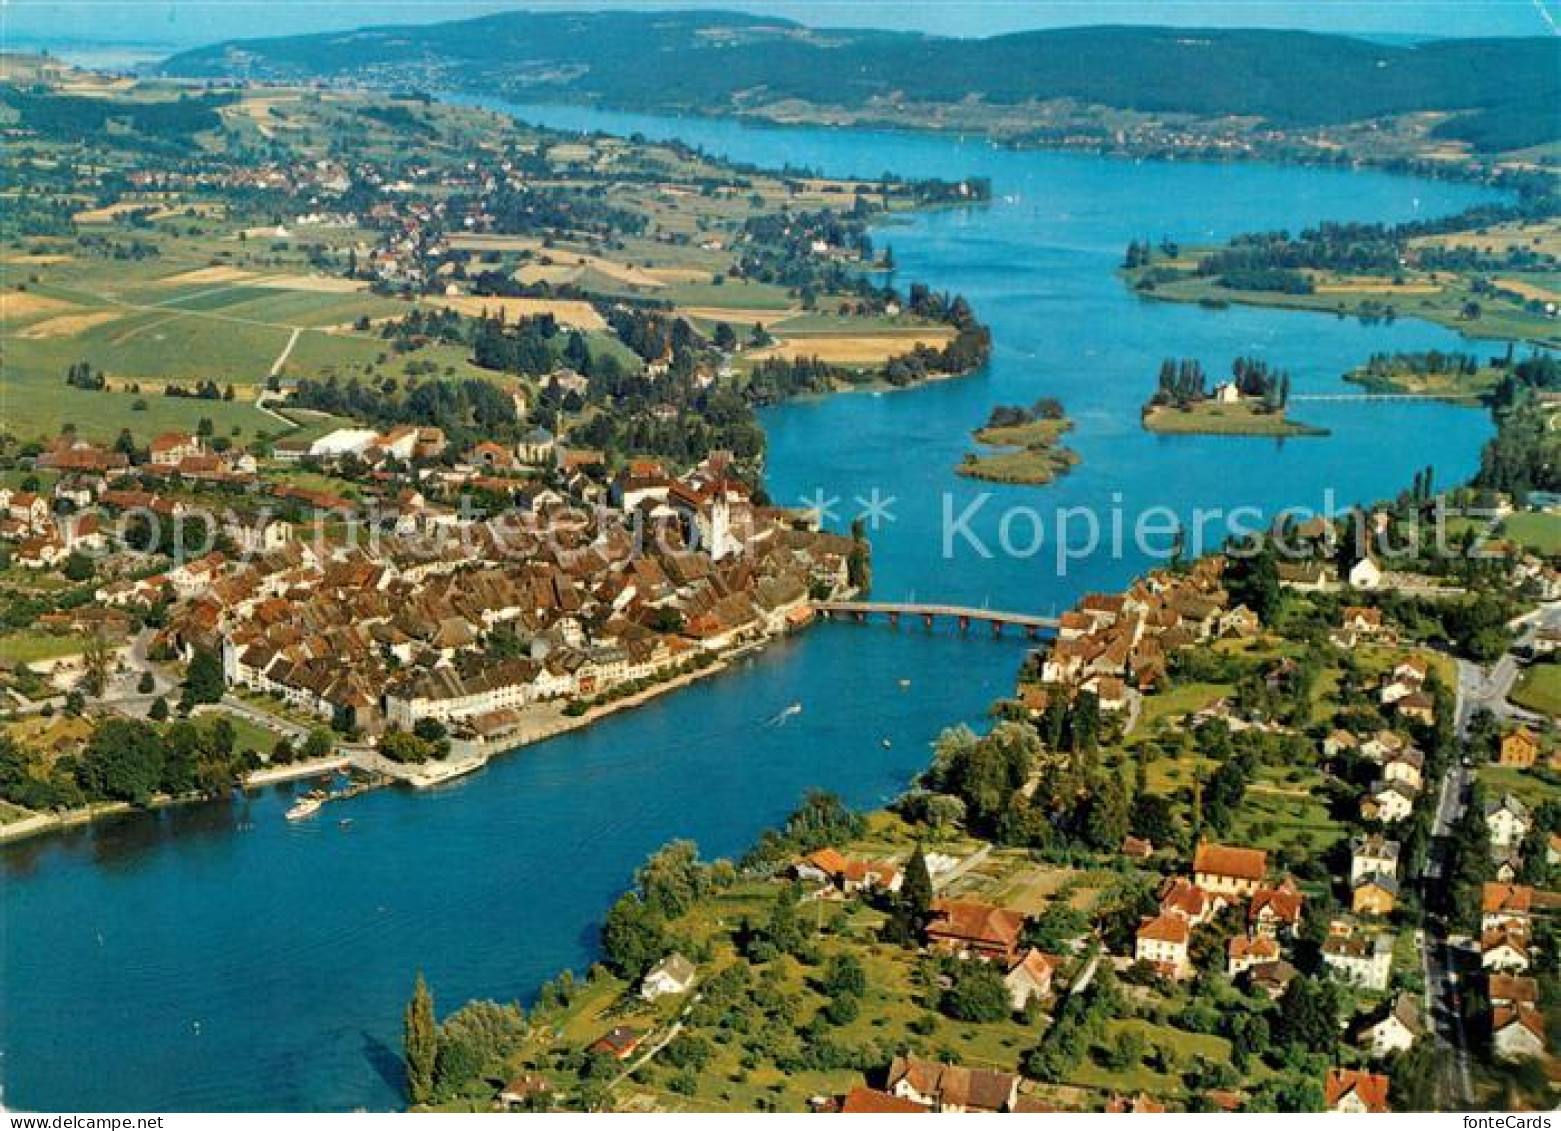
(0, 358, 280, 445)
(661, 281, 795, 311)
(1497, 512, 1561, 557)
(0, 630, 90, 665)
(956, 445, 1079, 486)
(1511, 661, 1561, 718)
(1126, 264, 1560, 350)
(1128, 681, 1233, 749)
(1066, 1019, 1231, 1096)
(983, 861, 1108, 916)
(1480, 764, 1561, 813)
(957, 418, 1080, 486)
(1343, 359, 1502, 400)
(1230, 774, 1347, 856)
(198, 709, 284, 759)
(1142, 400, 1327, 438)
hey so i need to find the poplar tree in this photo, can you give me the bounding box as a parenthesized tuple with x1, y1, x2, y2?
(404, 972, 437, 1105)
(903, 844, 934, 918)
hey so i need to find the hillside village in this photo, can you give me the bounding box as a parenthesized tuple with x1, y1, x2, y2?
(2, 42, 1560, 1119)
(0, 421, 864, 812)
(403, 538, 1561, 1113)
(0, 65, 984, 822)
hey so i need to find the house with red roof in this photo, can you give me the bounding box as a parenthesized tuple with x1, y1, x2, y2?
(1135, 913, 1191, 979)
(1249, 877, 1304, 938)
(1493, 1004, 1546, 1062)
(1193, 842, 1267, 897)
(840, 1086, 927, 1113)
(1325, 1068, 1391, 1113)
(925, 899, 1026, 965)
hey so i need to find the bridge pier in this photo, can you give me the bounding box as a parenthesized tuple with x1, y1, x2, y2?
(990, 620, 1002, 637)
(922, 613, 934, 630)
(957, 615, 970, 633)
(853, 611, 866, 624)
(888, 611, 899, 628)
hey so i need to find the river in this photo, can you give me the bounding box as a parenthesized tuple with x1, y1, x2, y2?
(0, 103, 1503, 1112)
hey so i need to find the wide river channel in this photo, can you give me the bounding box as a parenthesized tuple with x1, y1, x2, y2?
(0, 100, 1506, 1111)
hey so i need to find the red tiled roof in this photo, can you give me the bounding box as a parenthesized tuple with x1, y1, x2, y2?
(1482, 882, 1533, 915)
(1137, 913, 1190, 946)
(841, 1087, 926, 1114)
(1325, 1069, 1390, 1113)
(1194, 842, 1268, 882)
(927, 900, 1025, 951)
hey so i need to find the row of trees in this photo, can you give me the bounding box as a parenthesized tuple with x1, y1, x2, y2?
(0, 713, 251, 812)
(1150, 356, 1290, 410)
(403, 974, 529, 1107)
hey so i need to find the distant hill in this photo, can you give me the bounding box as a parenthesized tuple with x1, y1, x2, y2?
(159, 10, 1559, 150)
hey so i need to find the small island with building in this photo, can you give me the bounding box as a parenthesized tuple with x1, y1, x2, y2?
(1142, 357, 1326, 437)
(956, 399, 1080, 485)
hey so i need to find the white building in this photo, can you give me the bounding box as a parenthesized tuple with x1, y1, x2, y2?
(309, 428, 381, 458)
(222, 515, 294, 555)
(1358, 993, 1423, 1059)
(1349, 834, 1401, 885)
(1322, 931, 1393, 991)
(640, 953, 697, 1001)
(1348, 556, 1383, 590)
(1485, 794, 1532, 852)
(1493, 1005, 1546, 1062)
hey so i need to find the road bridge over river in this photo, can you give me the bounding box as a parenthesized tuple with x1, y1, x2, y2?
(814, 601, 1058, 637)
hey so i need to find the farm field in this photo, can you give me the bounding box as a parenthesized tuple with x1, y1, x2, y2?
(749, 327, 955, 366)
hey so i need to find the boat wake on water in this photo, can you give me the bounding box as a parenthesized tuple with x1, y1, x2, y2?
(764, 702, 803, 727)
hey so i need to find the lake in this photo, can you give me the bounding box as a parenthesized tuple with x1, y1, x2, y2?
(0, 103, 1503, 1112)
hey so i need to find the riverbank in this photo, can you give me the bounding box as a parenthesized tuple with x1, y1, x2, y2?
(1344, 356, 1505, 400)
(0, 97, 1508, 1115)
(1121, 250, 1561, 351)
(453, 656, 735, 763)
(0, 752, 352, 845)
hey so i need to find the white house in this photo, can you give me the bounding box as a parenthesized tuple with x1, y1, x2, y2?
(1227, 934, 1281, 978)
(1322, 931, 1393, 991)
(222, 515, 294, 556)
(640, 953, 697, 1001)
(1482, 883, 1533, 934)
(1348, 555, 1383, 590)
(1349, 834, 1401, 885)
(1382, 749, 1424, 792)
(1358, 993, 1423, 1059)
(1004, 949, 1056, 1011)
(1361, 780, 1417, 824)
(1493, 1004, 1546, 1062)
(1135, 914, 1191, 979)
(1481, 929, 1531, 974)
(309, 428, 380, 458)
(1485, 794, 1532, 852)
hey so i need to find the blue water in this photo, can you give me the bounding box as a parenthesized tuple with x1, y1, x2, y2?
(0, 105, 1504, 1112)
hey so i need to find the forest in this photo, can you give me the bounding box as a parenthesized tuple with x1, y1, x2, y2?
(161, 14, 1559, 150)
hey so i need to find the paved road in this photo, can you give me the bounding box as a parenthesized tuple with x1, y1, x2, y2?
(1418, 674, 1475, 1107)
(205, 695, 312, 742)
(1456, 654, 1542, 735)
